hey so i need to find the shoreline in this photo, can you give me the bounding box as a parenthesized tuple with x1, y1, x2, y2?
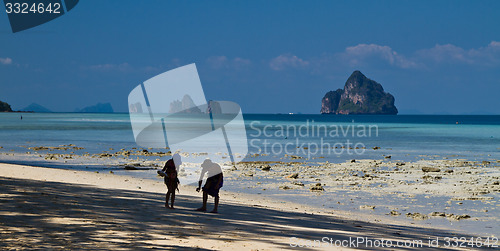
(0, 163, 492, 250)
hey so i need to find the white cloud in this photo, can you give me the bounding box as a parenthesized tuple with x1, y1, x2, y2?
(416, 41, 500, 66)
(416, 44, 470, 63)
(341, 44, 418, 69)
(269, 54, 309, 71)
(206, 56, 228, 69)
(87, 63, 131, 72)
(233, 57, 252, 67)
(206, 56, 251, 69)
(0, 57, 13, 65)
(330, 41, 500, 69)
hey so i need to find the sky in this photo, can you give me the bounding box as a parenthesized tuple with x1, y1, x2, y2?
(1, 0, 500, 114)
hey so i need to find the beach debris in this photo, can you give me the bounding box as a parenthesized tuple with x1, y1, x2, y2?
(260, 165, 271, 171)
(120, 149, 172, 157)
(455, 161, 470, 167)
(124, 166, 138, 170)
(395, 162, 405, 166)
(124, 162, 141, 166)
(422, 166, 440, 172)
(384, 155, 391, 159)
(389, 210, 401, 216)
(292, 181, 304, 186)
(279, 185, 291, 190)
(310, 183, 324, 191)
(285, 154, 304, 159)
(44, 154, 59, 160)
(191, 152, 208, 156)
(287, 173, 299, 179)
(405, 212, 428, 220)
(429, 212, 445, 217)
(360, 205, 375, 210)
(28, 145, 84, 151)
(423, 175, 442, 181)
(452, 196, 494, 201)
(449, 214, 471, 221)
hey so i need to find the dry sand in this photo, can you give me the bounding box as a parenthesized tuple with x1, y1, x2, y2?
(0, 163, 489, 250)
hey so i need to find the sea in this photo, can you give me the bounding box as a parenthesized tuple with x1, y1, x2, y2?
(1, 113, 499, 236)
(1, 113, 499, 164)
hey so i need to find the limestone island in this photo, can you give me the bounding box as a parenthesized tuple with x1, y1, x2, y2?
(321, 71, 398, 115)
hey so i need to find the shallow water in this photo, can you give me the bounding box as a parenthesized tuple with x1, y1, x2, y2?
(2, 113, 500, 163)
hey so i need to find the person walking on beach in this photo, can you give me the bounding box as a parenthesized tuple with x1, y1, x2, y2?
(158, 153, 181, 209)
(196, 159, 223, 213)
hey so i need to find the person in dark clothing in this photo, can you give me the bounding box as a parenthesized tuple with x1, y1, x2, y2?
(196, 159, 223, 213)
(158, 153, 181, 209)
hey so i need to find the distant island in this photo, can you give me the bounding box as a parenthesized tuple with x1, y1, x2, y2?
(1, 100, 114, 113)
(75, 103, 114, 113)
(0, 100, 13, 112)
(21, 103, 52, 113)
(321, 71, 398, 115)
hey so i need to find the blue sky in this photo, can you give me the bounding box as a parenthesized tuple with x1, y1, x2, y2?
(1, 0, 500, 114)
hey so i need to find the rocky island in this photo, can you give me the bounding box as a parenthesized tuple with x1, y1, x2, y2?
(75, 103, 114, 113)
(0, 100, 13, 112)
(321, 71, 398, 115)
(22, 103, 52, 113)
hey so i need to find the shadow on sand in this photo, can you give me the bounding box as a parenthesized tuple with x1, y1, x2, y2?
(0, 176, 484, 250)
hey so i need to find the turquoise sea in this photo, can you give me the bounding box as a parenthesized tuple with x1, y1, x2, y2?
(1, 113, 499, 166)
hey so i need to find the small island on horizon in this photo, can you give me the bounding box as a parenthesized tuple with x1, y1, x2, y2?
(321, 71, 398, 115)
(0, 101, 113, 113)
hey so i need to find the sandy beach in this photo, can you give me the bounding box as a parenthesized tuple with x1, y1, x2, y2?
(0, 163, 492, 250)
(3, 144, 498, 236)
